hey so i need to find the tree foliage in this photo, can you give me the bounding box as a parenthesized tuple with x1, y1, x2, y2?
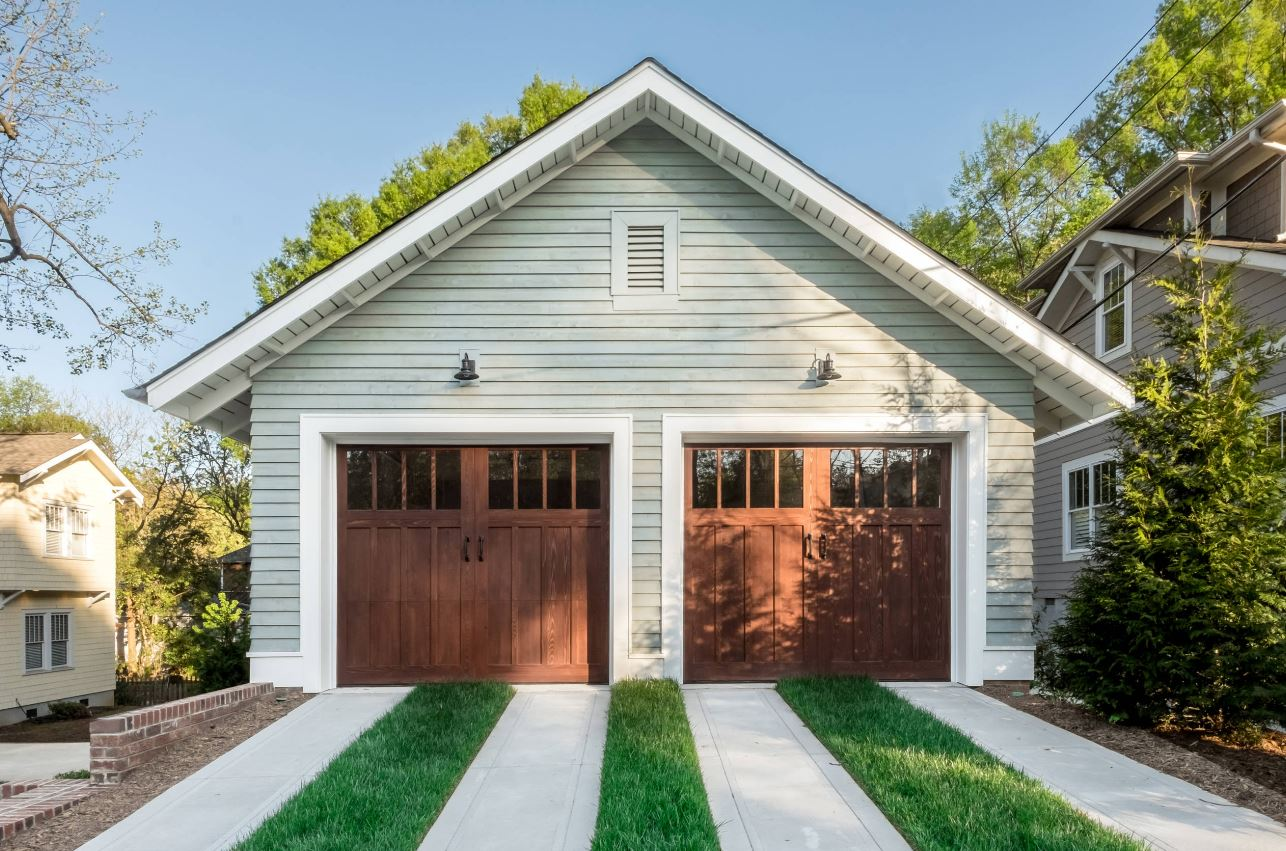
(1076, 0, 1286, 196)
(253, 75, 589, 305)
(908, 114, 1113, 302)
(189, 592, 249, 691)
(0, 374, 107, 445)
(0, 0, 199, 371)
(1039, 255, 1286, 734)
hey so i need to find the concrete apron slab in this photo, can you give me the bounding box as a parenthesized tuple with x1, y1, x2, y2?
(889, 684, 1286, 851)
(0, 742, 88, 779)
(420, 685, 609, 851)
(79, 688, 409, 851)
(684, 685, 911, 851)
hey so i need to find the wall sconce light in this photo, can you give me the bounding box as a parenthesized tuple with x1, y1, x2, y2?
(454, 354, 479, 384)
(810, 353, 842, 386)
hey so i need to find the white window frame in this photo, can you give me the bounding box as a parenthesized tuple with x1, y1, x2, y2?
(610, 208, 679, 311)
(1262, 393, 1286, 457)
(43, 501, 92, 559)
(1095, 256, 1132, 360)
(1062, 449, 1117, 559)
(23, 609, 73, 673)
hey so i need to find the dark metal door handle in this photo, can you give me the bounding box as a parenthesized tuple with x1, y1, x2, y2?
(478, 536, 485, 562)
(804, 532, 813, 560)
(819, 534, 828, 560)
(463, 536, 470, 562)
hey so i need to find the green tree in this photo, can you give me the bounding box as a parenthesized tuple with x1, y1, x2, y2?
(189, 592, 250, 691)
(253, 75, 589, 305)
(0, 375, 111, 450)
(908, 114, 1113, 302)
(1039, 254, 1286, 735)
(1077, 0, 1286, 196)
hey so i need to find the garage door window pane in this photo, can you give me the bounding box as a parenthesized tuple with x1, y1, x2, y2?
(887, 449, 913, 507)
(749, 450, 775, 507)
(518, 450, 543, 509)
(436, 450, 461, 510)
(489, 450, 514, 509)
(693, 450, 717, 508)
(830, 449, 855, 507)
(859, 449, 884, 507)
(916, 448, 942, 508)
(346, 450, 372, 510)
(576, 450, 601, 509)
(377, 450, 403, 510)
(778, 449, 804, 508)
(547, 450, 572, 509)
(720, 449, 746, 508)
(407, 451, 431, 510)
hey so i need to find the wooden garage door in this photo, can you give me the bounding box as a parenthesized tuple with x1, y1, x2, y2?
(338, 446, 608, 685)
(684, 445, 950, 682)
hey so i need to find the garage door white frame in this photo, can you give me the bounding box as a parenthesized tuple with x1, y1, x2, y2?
(262, 413, 633, 693)
(660, 412, 994, 685)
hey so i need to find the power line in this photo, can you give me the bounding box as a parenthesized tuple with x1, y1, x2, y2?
(935, 0, 1182, 253)
(966, 0, 1255, 275)
(1061, 152, 1285, 335)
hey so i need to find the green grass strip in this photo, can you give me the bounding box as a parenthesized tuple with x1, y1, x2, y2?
(778, 677, 1143, 851)
(592, 679, 719, 851)
(236, 682, 512, 851)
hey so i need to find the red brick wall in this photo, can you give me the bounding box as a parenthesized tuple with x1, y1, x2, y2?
(89, 682, 273, 784)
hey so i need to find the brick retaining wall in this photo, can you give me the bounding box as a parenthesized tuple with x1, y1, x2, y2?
(89, 682, 273, 784)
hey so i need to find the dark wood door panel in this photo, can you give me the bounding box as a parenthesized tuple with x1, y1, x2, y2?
(337, 445, 608, 685)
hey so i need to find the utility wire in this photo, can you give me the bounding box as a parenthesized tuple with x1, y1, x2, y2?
(937, 0, 1182, 251)
(1061, 151, 1285, 335)
(965, 0, 1255, 275)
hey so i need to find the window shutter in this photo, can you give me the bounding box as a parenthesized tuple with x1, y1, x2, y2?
(625, 224, 666, 289)
(45, 503, 64, 555)
(50, 613, 69, 667)
(24, 613, 44, 671)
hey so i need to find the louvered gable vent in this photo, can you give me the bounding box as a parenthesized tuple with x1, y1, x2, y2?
(610, 209, 679, 310)
(625, 224, 666, 289)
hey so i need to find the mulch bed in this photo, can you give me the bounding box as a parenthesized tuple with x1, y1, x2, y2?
(977, 683, 1286, 826)
(1, 689, 310, 850)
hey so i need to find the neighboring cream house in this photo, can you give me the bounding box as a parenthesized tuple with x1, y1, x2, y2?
(0, 433, 140, 724)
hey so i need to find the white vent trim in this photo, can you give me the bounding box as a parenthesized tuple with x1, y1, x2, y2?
(611, 208, 679, 310)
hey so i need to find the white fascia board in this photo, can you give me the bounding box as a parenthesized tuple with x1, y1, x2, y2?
(143, 66, 659, 410)
(19, 442, 142, 504)
(1094, 228, 1286, 273)
(1035, 241, 1088, 322)
(646, 76, 1131, 410)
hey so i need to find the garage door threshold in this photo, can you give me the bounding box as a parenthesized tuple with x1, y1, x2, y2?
(684, 685, 910, 850)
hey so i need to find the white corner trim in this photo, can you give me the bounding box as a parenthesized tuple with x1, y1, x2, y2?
(1060, 448, 1117, 561)
(659, 412, 991, 685)
(295, 413, 633, 693)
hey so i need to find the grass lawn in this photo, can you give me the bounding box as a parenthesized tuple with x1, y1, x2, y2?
(235, 682, 512, 851)
(592, 679, 719, 851)
(778, 677, 1143, 851)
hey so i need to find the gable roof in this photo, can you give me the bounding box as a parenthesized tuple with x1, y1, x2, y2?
(1025, 99, 1286, 322)
(128, 58, 1131, 438)
(0, 432, 142, 503)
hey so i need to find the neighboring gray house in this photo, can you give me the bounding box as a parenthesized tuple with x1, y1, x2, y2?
(1024, 101, 1286, 625)
(128, 60, 1127, 691)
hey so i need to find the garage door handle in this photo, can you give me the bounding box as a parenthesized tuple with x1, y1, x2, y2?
(804, 533, 813, 560)
(463, 536, 470, 562)
(478, 536, 485, 562)
(819, 534, 828, 560)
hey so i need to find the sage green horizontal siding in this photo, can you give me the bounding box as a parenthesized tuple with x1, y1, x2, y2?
(248, 120, 1037, 655)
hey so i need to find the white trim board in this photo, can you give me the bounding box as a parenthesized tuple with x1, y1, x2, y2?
(133, 59, 1130, 433)
(288, 413, 633, 693)
(659, 412, 1007, 686)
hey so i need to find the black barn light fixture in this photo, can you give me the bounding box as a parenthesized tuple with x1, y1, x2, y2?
(810, 352, 842, 386)
(454, 354, 479, 384)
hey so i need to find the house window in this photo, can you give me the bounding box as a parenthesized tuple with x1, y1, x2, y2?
(1064, 453, 1117, 557)
(1265, 409, 1286, 458)
(1096, 261, 1131, 358)
(44, 502, 91, 558)
(610, 209, 679, 310)
(24, 611, 71, 672)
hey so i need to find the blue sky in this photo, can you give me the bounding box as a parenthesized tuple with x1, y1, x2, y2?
(22, 0, 1154, 404)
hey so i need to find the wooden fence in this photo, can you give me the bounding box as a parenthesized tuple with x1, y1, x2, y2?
(115, 676, 203, 707)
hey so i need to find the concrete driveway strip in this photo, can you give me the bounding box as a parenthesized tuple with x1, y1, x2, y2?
(0, 741, 88, 778)
(78, 687, 409, 851)
(889, 683, 1286, 851)
(685, 684, 910, 851)
(420, 684, 609, 851)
